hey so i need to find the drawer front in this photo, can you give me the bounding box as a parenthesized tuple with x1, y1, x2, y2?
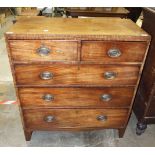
(23, 109, 128, 130)
(9, 40, 78, 61)
(19, 87, 134, 108)
(15, 64, 140, 86)
(81, 41, 147, 63)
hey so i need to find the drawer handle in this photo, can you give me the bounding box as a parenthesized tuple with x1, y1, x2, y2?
(40, 71, 53, 80)
(44, 115, 55, 122)
(96, 115, 107, 121)
(37, 46, 51, 56)
(42, 94, 54, 102)
(100, 94, 112, 102)
(108, 48, 121, 58)
(104, 71, 117, 80)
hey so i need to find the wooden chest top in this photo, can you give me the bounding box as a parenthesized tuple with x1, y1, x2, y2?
(6, 16, 150, 41)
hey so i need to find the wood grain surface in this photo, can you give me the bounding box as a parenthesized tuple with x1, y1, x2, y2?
(23, 108, 128, 130)
(15, 64, 140, 86)
(82, 41, 147, 63)
(9, 40, 78, 61)
(5, 16, 150, 139)
(19, 87, 134, 108)
(5, 17, 150, 41)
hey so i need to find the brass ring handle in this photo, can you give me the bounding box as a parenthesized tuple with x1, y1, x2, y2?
(104, 71, 117, 80)
(107, 48, 121, 58)
(96, 115, 107, 121)
(37, 46, 51, 56)
(100, 94, 112, 102)
(40, 71, 53, 80)
(44, 115, 55, 123)
(42, 94, 54, 102)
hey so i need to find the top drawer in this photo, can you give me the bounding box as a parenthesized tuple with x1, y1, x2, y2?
(81, 41, 147, 63)
(9, 40, 78, 61)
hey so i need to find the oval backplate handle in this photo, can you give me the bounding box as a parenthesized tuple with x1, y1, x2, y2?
(107, 48, 121, 58)
(40, 71, 53, 80)
(104, 71, 117, 80)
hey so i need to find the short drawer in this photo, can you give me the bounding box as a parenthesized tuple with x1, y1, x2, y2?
(9, 40, 78, 61)
(23, 109, 128, 130)
(19, 87, 134, 108)
(81, 41, 147, 63)
(15, 64, 140, 86)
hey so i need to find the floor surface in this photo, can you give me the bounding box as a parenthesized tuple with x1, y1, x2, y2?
(0, 103, 155, 147)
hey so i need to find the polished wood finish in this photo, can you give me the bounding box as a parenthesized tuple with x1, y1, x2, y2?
(15, 64, 140, 86)
(5, 17, 150, 140)
(9, 40, 78, 61)
(6, 17, 149, 41)
(19, 87, 134, 108)
(82, 41, 147, 63)
(65, 7, 129, 18)
(133, 8, 155, 135)
(23, 108, 128, 129)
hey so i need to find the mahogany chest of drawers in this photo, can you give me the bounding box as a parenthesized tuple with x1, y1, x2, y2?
(5, 17, 150, 140)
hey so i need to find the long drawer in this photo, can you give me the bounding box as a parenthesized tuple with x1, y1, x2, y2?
(9, 40, 78, 61)
(15, 64, 140, 86)
(82, 41, 147, 63)
(23, 108, 128, 130)
(19, 87, 134, 108)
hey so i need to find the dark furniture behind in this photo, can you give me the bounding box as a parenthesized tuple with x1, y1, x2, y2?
(66, 7, 129, 18)
(133, 7, 155, 135)
(125, 7, 142, 23)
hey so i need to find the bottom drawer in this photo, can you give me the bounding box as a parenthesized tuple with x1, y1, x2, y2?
(23, 109, 128, 130)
